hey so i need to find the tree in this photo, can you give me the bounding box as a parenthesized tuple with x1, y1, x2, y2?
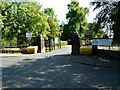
(90, 1, 120, 44)
(88, 23, 106, 38)
(24, 2, 50, 39)
(44, 8, 60, 39)
(111, 1, 120, 44)
(1, 1, 50, 47)
(0, 1, 3, 48)
(0, 1, 3, 31)
(61, 1, 89, 41)
(44, 8, 61, 51)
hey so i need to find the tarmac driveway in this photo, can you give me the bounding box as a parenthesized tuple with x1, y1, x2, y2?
(1, 47, 120, 89)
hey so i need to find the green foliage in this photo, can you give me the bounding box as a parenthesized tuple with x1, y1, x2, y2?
(93, 29, 106, 38)
(90, 1, 120, 44)
(44, 8, 60, 39)
(2, 2, 50, 39)
(0, 2, 48, 47)
(88, 23, 105, 38)
(24, 2, 50, 39)
(61, 1, 89, 41)
(111, 2, 120, 44)
(0, 1, 3, 36)
(0, 37, 17, 47)
(1, 1, 61, 48)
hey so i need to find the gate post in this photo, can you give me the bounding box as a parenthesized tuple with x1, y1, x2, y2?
(92, 45, 98, 55)
(48, 38, 53, 51)
(71, 32, 80, 55)
(35, 34, 45, 53)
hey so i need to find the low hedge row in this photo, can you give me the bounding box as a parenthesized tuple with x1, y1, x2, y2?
(0, 48, 27, 54)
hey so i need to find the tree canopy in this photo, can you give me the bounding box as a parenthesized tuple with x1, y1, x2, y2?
(90, 1, 120, 44)
(44, 8, 60, 39)
(1, 1, 61, 47)
(88, 23, 106, 38)
(61, 1, 89, 41)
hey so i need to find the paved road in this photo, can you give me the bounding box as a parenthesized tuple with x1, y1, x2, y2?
(1, 46, 120, 89)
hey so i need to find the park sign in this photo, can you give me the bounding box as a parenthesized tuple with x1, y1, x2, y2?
(26, 32, 32, 45)
(55, 37, 59, 44)
(26, 32, 32, 38)
(91, 39, 113, 46)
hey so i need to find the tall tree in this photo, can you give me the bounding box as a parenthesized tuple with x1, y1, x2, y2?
(44, 8, 60, 39)
(0, 1, 3, 31)
(61, 1, 89, 41)
(90, 1, 120, 44)
(1, 1, 50, 47)
(0, 1, 3, 47)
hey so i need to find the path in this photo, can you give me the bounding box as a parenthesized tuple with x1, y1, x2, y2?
(1, 46, 120, 89)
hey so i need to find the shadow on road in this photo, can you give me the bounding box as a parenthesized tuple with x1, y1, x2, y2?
(2, 54, 120, 89)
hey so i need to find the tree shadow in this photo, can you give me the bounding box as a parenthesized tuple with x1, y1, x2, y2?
(2, 54, 120, 89)
(68, 55, 120, 69)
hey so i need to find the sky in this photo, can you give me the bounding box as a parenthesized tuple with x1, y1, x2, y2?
(36, 0, 98, 24)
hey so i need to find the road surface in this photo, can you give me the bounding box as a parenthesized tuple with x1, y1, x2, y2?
(1, 46, 120, 89)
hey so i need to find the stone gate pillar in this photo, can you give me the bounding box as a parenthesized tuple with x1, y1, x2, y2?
(36, 34, 45, 53)
(71, 32, 80, 55)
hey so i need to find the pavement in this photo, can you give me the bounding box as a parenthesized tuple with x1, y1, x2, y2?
(1, 46, 120, 88)
(67, 55, 120, 69)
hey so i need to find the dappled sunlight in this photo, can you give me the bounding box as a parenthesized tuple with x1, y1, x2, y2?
(47, 69, 55, 73)
(72, 74, 83, 84)
(42, 84, 53, 88)
(54, 64, 72, 68)
(2, 55, 74, 88)
(2, 54, 120, 88)
(25, 77, 46, 82)
(91, 84, 113, 90)
(1, 0, 120, 89)
(94, 67, 100, 70)
(98, 57, 110, 62)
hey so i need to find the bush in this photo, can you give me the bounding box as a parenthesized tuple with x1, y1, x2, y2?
(0, 38, 18, 48)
